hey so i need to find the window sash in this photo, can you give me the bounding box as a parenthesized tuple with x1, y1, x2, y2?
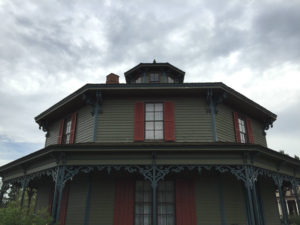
(238, 117, 248, 143)
(145, 103, 164, 140)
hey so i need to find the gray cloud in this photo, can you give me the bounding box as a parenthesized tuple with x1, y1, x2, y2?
(0, 0, 300, 164)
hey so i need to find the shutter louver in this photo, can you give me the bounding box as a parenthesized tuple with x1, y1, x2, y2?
(134, 102, 145, 141)
(176, 179, 197, 225)
(58, 119, 65, 144)
(113, 180, 134, 225)
(59, 183, 70, 225)
(233, 112, 241, 143)
(164, 102, 175, 141)
(246, 118, 254, 144)
(69, 112, 77, 144)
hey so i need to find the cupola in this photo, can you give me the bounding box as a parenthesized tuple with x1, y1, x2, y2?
(124, 60, 185, 84)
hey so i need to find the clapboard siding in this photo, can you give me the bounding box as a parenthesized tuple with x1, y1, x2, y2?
(195, 175, 221, 225)
(259, 178, 281, 225)
(251, 117, 267, 147)
(65, 175, 88, 225)
(35, 182, 51, 211)
(45, 120, 60, 146)
(223, 174, 247, 225)
(75, 105, 93, 143)
(96, 95, 213, 142)
(216, 103, 235, 142)
(89, 176, 115, 225)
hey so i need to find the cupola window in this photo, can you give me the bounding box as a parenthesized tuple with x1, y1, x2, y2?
(136, 77, 142, 83)
(167, 77, 174, 83)
(149, 73, 160, 83)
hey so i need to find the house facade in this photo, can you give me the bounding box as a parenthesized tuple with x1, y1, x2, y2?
(0, 62, 300, 225)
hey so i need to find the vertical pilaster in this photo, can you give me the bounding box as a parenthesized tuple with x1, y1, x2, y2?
(218, 176, 226, 225)
(84, 174, 92, 225)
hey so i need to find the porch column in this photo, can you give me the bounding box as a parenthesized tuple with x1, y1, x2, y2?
(0, 183, 8, 206)
(292, 180, 300, 215)
(51, 166, 66, 223)
(274, 176, 288, 225)
(152, 167, 158, 225)
(20, 177, 29, 208)
(252, 183, 263, 225)
(245, 166, 256, 225)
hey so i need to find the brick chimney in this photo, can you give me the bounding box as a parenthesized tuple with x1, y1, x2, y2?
(106, 73, 119, 84)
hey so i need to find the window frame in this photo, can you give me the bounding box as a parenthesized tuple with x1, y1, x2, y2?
(62, 116, 72, 144)
(134, 180, 176, 225)
(237, 114, 248, 144)
(144, 102, 164, 141)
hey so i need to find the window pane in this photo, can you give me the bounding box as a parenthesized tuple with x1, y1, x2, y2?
(166, 204, 174, 213)
(166, 192, 174, 202)
(158, 204, 167, 214)
(146, 104, 154, 112)
(135, 215, 143, 224)
(155, 130, 163, 139)
(240, 134, 245, 143)
(144, 203, 151, 214)
(65, 134, 70, 144)
(145, 130, 154, 140)
(165, 181, 173, 191)
(144, 182, 152, 191)
(136, 77, 142, 83)
(135, 203, 143, 214)
(155, 103, 163, 111)
(144, 191, 151, 202)
(146, 122, 154, 130)
(146, 112, 154, 121)
(158, 215, 167, 225)
(136, 192, 143, 201)
(136, 181, 144, 190)
(155, 112, 163, 120)
(168, 77, 174, 83)
(155, 121, 163, 130)
(144, 215, 151, 225)
(166, 216, 174, 225)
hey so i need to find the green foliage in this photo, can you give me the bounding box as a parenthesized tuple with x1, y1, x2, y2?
(289, 215, 300, 225)
(0, 201, 52, 225)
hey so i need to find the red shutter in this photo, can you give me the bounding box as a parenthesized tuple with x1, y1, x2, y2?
(59, 183, 70, 225)
(113, 180, 134, 225)
(58, 119, 65, 144)
(69, 112, 77, 144)
(246, 118, 254, 144)
(176, 179, 197, 225)
(233, 112, 241, 143)
(134, 102, 145, 141)
(164, 102, 175, 141)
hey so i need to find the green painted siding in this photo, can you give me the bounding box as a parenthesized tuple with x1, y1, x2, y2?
(45, 120, 60, 146)
(89, 176, 115, 225)
(96, 95, 213, 143)
(35, 182, 51, 211)
(75, 105, 93, 143)
(259, 178, 281, 225)
(216, 103, 235, 142)
(195, 175, 221, 225)
(250, 117, 267, 147)
(223, 174, 247, 225)
(65, 175, 88, 225)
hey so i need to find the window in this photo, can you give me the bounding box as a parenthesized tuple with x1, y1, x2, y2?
(58, 112, 77, 144)
(149, 73, 160, 83)
(63, 117, 72, 144)
(167, 77, 174, 83)
(136, 77, 142, 83)
(135, 181, 175, 225)
(145, 103, 163, 140)
(238, 116, 247, 143)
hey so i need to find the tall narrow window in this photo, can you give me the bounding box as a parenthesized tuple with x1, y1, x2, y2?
(135, 181, 175, 225)
(145, 103, 163, 140)
(63, 117, 72, 144)
(238, 117, 247, 143)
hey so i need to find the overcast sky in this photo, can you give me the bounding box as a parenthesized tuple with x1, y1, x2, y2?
(0, 0, 299, 166)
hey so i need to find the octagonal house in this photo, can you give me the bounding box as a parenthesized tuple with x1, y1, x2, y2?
(0, 61, 300, 225)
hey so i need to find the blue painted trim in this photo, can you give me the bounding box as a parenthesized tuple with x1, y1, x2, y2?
(256, 182, 266, 225)
(218, 176, 226, 225)
(252, 184, 262, 225)
(84, 174, 92, 225)
(242, 183, 251, 225)
(278, 183, 289, 225)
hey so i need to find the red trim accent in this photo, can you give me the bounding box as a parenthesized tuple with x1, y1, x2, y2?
(176, 179, 197, 225)
(58, 119, 65, 144)
(69, 112, 77, 144)
(246, 118, 254, 144)
(134, 102, 145, 141)
(233, 112, 241, 143)
(113, 180, 134, 225)
(59, 183, 70, 225)
(164, 102, 175, 141)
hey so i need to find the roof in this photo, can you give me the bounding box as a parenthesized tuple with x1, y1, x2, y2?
(124, 62, 185, 83)
(34, 82, 277, 128)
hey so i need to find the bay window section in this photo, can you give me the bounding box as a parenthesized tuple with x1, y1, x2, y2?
(145, 103, 163, 140)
